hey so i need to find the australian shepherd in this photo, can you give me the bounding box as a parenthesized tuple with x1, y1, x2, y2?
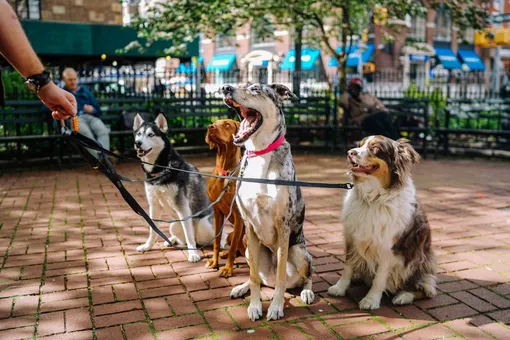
(328, 135, 437, 310)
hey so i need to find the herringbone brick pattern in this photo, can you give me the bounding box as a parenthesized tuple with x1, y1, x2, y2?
(1, 155, 509, 339)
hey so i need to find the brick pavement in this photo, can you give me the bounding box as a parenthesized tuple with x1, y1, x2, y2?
(0, 155, 509, 340)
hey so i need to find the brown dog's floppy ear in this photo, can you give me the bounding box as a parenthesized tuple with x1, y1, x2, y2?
(233, 120, 240, 135)
(205, 129, 216, 150)
(269, 84, 299, 100)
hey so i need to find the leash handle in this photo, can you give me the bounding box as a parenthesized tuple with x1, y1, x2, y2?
(59, 116, 79, 133)
(71, 115, 79, 132)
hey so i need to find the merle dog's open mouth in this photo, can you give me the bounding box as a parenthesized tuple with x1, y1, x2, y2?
(136, 148, 152, 157)
(224, 97, 262, 145)
(350, 160, 379, 174)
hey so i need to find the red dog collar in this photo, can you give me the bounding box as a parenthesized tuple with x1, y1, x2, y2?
(245, 135, 285, 159)
(215, 166, 230, 176)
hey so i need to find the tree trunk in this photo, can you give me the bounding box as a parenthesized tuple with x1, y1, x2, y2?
(339, 30, 348, 92)
(293, 24, 303, 98)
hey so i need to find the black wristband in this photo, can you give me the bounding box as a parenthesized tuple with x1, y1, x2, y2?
(25, 70, 52, 93)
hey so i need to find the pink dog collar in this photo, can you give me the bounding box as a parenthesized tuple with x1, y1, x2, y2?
(245, 135, 285, 158)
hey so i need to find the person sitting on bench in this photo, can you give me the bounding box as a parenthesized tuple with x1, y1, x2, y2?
(339, 77, 398, 140)
(47, 68, 110, 159)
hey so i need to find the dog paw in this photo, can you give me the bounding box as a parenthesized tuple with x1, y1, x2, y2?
(359, 295, 381, 310)
(247, 301, 263, 321)
(300, 289, 315, 305)
(136, 243, 152, 252)
(266, 300, 284, 321)
(327, 284, 347, 297)
(392, 291, 415, 305)
(219, 265, 234, 278)
(205, 258, 219, 269)
(230, 284, 249, 298)
(220, 250, 229, 259)
(187, 251, 201, 263)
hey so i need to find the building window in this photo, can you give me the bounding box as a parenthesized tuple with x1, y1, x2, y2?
(458, 28, 474, 44)
(434, 8, 451, 42)
(9, 0, 40, 20)
(251, 16, 275, 47)
(408, 16, 426, 42)
(216, 34, 237, 50)
(251, 30, 275, 46)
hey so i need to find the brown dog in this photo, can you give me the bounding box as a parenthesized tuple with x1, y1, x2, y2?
(205, 119, 246, 277)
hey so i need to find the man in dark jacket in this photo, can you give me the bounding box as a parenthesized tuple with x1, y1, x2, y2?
(61, 67, 110, 157)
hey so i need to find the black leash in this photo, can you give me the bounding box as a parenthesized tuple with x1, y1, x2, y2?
(62, 127, 239, 251)
(61, 129, 354, 190)
(61, 127, 353, 251)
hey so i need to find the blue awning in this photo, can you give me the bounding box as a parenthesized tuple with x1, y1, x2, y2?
(434, 47, 462, 69)
(328, 44, 374, 67)
(458, 49, 485, 71)
(175, 56, 203, 73)
(205, 54, 236, 72)
(279, 48, 321, 70)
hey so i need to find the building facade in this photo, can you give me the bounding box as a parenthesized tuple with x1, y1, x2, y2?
(201, 6, 494, 87)
(8, 0, 123, 24)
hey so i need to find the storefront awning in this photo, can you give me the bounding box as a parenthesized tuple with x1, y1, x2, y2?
(458, 50, 485, 71)
(20, 20, 198, 60)
(328, 44, 374, 68)
(175, 56, 203, 73)
(205, 54, 236, 72)
(279, 48, 320, 70)
(434, 47, 462, 69)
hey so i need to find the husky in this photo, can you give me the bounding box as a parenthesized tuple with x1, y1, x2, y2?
(133, 113, 224, 262)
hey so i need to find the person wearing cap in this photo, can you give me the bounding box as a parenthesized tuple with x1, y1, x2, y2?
(339, 77, 398, 140)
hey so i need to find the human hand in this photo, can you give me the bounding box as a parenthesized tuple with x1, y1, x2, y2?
(83, 104, 95, 114)
(37, 82, 77, 120)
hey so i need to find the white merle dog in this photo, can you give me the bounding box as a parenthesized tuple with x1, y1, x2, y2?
(133, 113, 225, 262)
(223, 84, 314, 321)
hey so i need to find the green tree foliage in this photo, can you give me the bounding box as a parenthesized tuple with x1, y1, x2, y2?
(126, 0, 491, 90)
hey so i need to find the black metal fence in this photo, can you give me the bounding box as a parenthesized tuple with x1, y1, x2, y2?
(1, 65, 509, 164)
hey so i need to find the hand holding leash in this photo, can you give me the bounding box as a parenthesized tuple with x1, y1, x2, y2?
(60, 115, 80, 133)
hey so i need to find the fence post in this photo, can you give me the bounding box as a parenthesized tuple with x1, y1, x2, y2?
(331, 86, 338, 152)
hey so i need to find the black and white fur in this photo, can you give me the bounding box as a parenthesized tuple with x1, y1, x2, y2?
(223, 84, 314, 321)
(133, 113, 224, 262)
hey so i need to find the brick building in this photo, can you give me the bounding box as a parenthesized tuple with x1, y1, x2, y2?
(201, 6, 491, 86)
(8, 0, 123, 24)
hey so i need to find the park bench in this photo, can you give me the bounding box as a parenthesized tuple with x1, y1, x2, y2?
(0, 99, 61, 164)
(284, 96, 333, 151)
(434, 98, 510, 157)
(152, 95, 333, 152)
(341, 97, 430, 158)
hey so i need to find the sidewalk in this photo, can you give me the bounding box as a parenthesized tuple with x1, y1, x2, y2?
(0, 155, 509, 340)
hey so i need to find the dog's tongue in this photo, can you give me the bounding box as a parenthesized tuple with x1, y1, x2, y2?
(238, 116, 256, 137)
(352, 165, 376, 173)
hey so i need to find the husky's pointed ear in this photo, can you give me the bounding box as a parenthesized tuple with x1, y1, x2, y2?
(269, 84, 299, 101)
(155, 113, 168, 133)
(133, 113, 144, 131)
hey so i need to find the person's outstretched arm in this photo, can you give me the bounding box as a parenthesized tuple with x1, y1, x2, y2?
(0, 0, 76, 119)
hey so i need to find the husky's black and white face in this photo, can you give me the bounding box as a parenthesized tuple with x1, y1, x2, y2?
(133, 113, 168, 161)
(222, 83, 297, 150)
